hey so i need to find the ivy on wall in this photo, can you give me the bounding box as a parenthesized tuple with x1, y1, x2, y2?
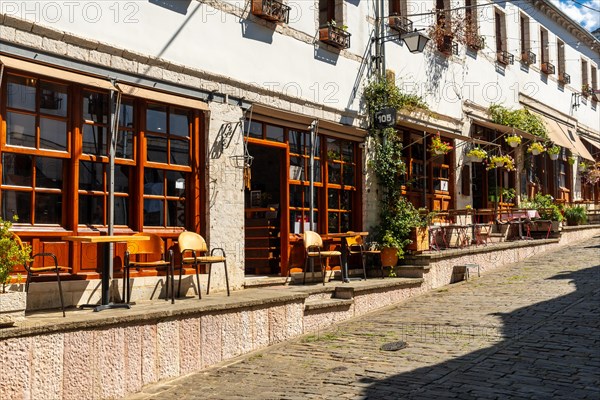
(489, 104, 548, 139)
(363, 76, 429, 256)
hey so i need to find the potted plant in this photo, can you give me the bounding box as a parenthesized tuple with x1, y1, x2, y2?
(568, 155, 576, 166)
(505, 135, 522, 148)
(528, 194, 564, 235)
(582, 83, 593, 97)
(527, 142, 545, 156)
(429, 134, 453, 155)
(319, 20, 351, 49)
(376, 198, 425, 269)
(547, 145, 561, 160)
(487, 154, 515, 171)
(563, 206, 588, 226)
(501, 188, 516, 204)
(0, 216, 31, 327)
(466, 147, 487, 163)
(578, 162, 587, 172)
(379, 231, 404, 268)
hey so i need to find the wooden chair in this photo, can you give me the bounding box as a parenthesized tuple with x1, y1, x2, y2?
(302, 231, 342, 285)
(16, 235, 71, 317)
(123, 233, 174, 304)
(177, 231, 230, 299)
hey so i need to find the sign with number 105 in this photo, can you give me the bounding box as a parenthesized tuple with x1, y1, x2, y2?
(374, 107, 396, 128)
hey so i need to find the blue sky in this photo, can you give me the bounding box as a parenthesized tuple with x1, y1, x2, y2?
(550, 0, 600, 32)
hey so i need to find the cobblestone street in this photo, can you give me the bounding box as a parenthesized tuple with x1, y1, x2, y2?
(129, 236, 600, 400)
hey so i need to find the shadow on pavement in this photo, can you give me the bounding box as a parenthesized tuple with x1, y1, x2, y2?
(360, 265, 600, 399)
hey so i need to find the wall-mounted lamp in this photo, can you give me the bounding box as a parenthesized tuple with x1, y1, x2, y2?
(401, 30, 430, 53)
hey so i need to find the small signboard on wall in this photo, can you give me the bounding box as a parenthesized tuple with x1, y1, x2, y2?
(374, 107, 397, 128)
(294, 215, 311, 234)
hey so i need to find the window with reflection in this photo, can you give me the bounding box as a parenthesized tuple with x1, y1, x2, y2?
(77, 92, 135, 227)
(1, 153, 64, 224)
(325, 138, 356, 233)
(243, 120, 285, 143)
(146, 105, 191, 166)
(1, 73, 69, 225)
(289, 130, 321, 183)
(1, 71, 205, 234)
(143, 168, 186, 227)
(5, 74, 69, 152)
(288, 130, 323, 233)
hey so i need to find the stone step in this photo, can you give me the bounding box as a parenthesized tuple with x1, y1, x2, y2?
(394, 265, 431, 278)
(304, 298, 354, 312)
(243, 276, 288, 288)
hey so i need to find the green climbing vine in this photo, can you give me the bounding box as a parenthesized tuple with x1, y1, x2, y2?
(364, 77, 429, 259)
(488, 104, 548, 139)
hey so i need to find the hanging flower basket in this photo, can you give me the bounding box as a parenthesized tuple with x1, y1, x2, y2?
(505, 135, 521, 148)
(487, 155, 515, 171)
(547, 145, 560, 161)
(527, 142, 545, 156)
(568, 156, 576, 166)
(578, 162, 587, 173)
(429, 134, 453, 155)
(466, 147, 487, 163)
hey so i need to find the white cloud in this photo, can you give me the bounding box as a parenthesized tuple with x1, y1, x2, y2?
(549, 0, 600, 31)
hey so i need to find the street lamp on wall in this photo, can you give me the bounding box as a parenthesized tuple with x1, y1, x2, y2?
(401, 30, 430, 53)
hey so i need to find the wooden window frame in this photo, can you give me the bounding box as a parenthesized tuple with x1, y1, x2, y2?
(389, 0, 407, 16)
(78, 91, 137, 228)
(520, 13, 530, 56)
(540, 27, 549, 64)
(1, 72, 71, 226)
(142, 103, 193, 229)
(319, 0, 336, 27)
(557, 39, 566, 80)
(495, 9, 506, 54)
(324, 137, 357, 234)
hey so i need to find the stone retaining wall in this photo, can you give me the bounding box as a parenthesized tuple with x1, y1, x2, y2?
(416, 226, 600, 291)
(2, 229, 599, 399)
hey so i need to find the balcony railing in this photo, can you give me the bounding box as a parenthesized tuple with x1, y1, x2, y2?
(497, 50, 514, 65)
(582, 84, 594, 97)
(521, 50, 536, 65)
(251, 0, 291, 24)
(466, 35, 485, 51)
(388, 16, 413, 35)
(319, 25, 351, 50)
(542, 62, 556, 75)
(558, 72, 570, 85)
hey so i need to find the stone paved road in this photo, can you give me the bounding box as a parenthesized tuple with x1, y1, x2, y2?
(128, 236, 600, 399)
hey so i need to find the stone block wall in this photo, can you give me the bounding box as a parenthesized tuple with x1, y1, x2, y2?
(419, 226, 600, 291)
(0, 300, 305, 400)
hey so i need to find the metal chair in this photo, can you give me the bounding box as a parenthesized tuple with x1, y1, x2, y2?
(302, 231, 342, 285)
(177, 231, 230, 299)
(123, 233, 174, 304)
(345, 234, 371, 280)
(15, 235, 70, 317)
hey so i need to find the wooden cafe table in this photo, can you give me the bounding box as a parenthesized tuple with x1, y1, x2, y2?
(321, 232, 369, 283)
(62, 235, 150, 312)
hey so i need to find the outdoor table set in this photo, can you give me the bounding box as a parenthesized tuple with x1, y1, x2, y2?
(427, 208, 544, 252)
